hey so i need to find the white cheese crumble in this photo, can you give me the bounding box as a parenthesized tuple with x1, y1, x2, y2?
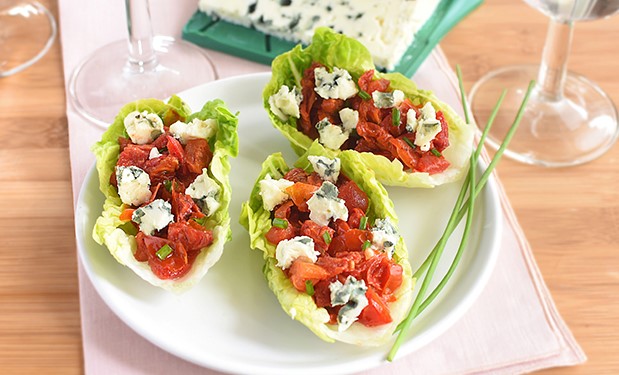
(316, 118, 349, 150)
(314, 66, 358, 100)
(372, 89, 405, 108)
(307, 181, 348, 227)
(370, 218, 400, 259)
(131, 199, 174, 236)
(307, 156, 341, 184)
(269, 85, 303, 121)
(148, 147, 161, 160)
(329, 276, 369, 332)
(185, 168, 221, 217)
(115, 166, 152, 207)
(407, 102, 442, 152)
(259, 174, 295, 211)
(339, 108, 359, 132)
(123, 111, 164, 145)
(275, 236, 319, 270)
(169, 118, 217, 144)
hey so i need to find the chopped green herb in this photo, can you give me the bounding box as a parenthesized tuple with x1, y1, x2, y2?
(163, 180, 172, 192)
(273, 218, 288, 229)
(359, 216, 368, 229)
(156, 244, 173, 260)
(362, 240, 371, 251)
(430, 149, 442, 157)
(322, 231, 332, 244)
(305, 280, 315, 296)
(392, 107, 401, 126)
(403, 137, 416, 149)
(358, 90, 371, 100)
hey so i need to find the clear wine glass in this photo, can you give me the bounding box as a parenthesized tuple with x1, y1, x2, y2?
(469, 0, 619, 167)
(0, 1, 56, 77)
(69, 0, 217, 128)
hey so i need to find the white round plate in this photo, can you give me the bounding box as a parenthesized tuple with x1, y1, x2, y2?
(75, 73, 502, 375)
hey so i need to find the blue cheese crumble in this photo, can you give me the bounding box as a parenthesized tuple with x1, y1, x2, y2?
(269, 85, 303, 121)
(131, 199, 174, 236)
(315, 117, 349, 150)
(370, 218, 399, 259)
(259, 174, 294, 211)
(329, 276, 369, 332)
(148, 147, 161, 160)
(406, 102, 441, 151)
(339, 108, 359, 132)
(123, 111, 164, 145)
(275, 236, 319, 269)
(307, 181, 348, 226)
(314, 66, 358, 100)
(115, 166, 152, 207)
(185, 168, 221, 217)
(169, 118, 217, 144)
(372, 89, 405, 108)
(307, 155, 341, 184)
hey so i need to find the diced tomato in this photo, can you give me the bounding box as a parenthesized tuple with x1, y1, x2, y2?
(338, 180, 369, 212)
(143, 154, 180, 186)
(328, 229, 372, 255)
(358, 70, 390, 94)
(358, 287, 392, 327)
(135, 232, 191, 279)
(417, 153, 450, 175)
(288, 258, 330, 292)
(265, 221, 296, 245)
(433, 111, 450, 152)
(167, 221, 213, 253)
(118, 137, 133, 152)
(347, 207, 366, 229)
(333, 219, 351, 236)
(365, 254, 403, 295)
(273, 200, 294, 219)
(161, 108, 184, 127)
(166, 135, 185, 164)
(119, 208, 135, 221)
(313, 279, 335, 308)
(300, 220, 335, 254)
(306, 172, 324, 187)
(171, 189, 202, 222)
(285, 182, 318, 212)
(283, 168, 309, 183)
(184, 138, 212, 174)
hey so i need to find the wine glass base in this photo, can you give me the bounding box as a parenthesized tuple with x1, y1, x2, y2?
(0, 1, 57, 77)
(69, 36, 217, 128)
(469, 65, 619, 167)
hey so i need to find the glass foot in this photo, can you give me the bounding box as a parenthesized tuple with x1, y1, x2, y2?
(469, 65, 619, 167)
(69, 36, 217, 128)
(0, 1, 57, 77)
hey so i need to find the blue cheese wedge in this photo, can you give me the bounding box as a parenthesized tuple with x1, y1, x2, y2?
(198, 0, 441, 70)
(370, 218, 399, 259)
(169, 118, 217, 144)
(131, 199, 174, 236)
(269, 85, 303, 121)
(259, 174, 295, 211)
(314, 66, 358, 100)
(307, 155, 340, 184)
(372, 89, 405, 109)
(185, 168, 221, 216)
(315, 118, 349, 150)
(329, 276, 369, 332)
(406, 102, 441, 151)
(123, 111, 164, 145)
(307, 181, 348, 226)
(275, 236, 319, 269)
(115, 166, 152, 206)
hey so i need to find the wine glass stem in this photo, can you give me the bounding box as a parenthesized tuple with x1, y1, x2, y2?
(536, 18, 573, 101)
(125, 0, 157, 72)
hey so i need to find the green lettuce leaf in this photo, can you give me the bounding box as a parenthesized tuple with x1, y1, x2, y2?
(92, 97, 238, 292)
(239, 141, 414, 345)
(263, 27, 474, 188)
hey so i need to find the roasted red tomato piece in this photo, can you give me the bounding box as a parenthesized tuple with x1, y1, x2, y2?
(328, 229, 372, 255)
(265, 220, 297, 245)
(338, 180, 369, 212)
(365, 254, 403, 296)
(288, 257, 330, 292)
(184, 138, 213, 175)
(286, 182, 318, 212)
(300, 220, 335, 254)
(135, 232, 191, 279)
(167, 221, 213, 253)
(357, 287, 392, 327)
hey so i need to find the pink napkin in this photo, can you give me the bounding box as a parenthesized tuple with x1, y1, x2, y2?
(59, 1, 586, 373)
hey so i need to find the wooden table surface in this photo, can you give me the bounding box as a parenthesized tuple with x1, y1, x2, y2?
(1, 0, 618, 373)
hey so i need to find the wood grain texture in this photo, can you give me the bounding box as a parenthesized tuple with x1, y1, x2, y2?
(1, 0, 618, 373)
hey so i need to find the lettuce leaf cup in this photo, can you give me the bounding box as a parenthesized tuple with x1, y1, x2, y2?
(240, 141, 414, 346)
(92, 96, 238, 292)
(263, 27, 474, 188)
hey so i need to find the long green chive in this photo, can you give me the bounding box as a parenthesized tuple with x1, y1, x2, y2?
(362, 240, 371, 251)
(322, 231, 332, 245)
(305, 280, 315, 296)
(359, 216, 368, 230)
(156, 244, 173, 260)
(358, 90, 371, 100)
(392, 107, 401, 126)
(387, 72, 535, 361)
(403, 137, 416, 149)
(273, 218, 288, 229)
(430, 149, 442, 157)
